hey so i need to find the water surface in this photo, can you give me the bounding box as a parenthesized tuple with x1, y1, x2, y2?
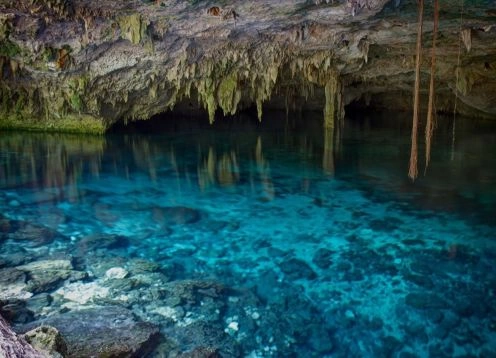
(1, 112, 495, 357)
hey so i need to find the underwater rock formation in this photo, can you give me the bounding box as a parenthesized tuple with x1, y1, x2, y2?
(16, 306, 160, 357)
(0, 0, 495, 132)
(0, 314, 46, 358)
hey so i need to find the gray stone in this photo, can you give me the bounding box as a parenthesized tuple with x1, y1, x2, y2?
(17, 260, 76, 294)
(16, 306, 160, 358)
(26, 294, 52, 315)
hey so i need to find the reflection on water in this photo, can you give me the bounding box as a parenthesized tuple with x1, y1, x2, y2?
(2, 113, 494, 222)
(1, 112, 496, 357)
(0, 133, 105, 201)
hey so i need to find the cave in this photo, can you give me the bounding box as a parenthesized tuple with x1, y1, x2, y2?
(1, 1, 496, 357)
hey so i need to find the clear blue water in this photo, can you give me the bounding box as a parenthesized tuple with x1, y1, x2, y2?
(1, 112, 496, 357)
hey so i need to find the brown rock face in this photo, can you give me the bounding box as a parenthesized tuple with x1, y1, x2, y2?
(0, 0, 495, 133)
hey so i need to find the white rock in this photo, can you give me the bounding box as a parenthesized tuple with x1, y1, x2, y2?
(251, 312, 260, 320)
(18, 259, 72, 272)
(227, 321, 239, 331)
(104, 267, 128, 280)
(0, 284, 33, 300)
(151, 306, 179, 321)
(56, 282, 109, 304)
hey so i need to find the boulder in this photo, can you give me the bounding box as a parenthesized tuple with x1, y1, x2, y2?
(16, 306, 160, 358)
(17, 260, 77, 294)
(0, 313, 46, 358)
(23, 325, 67, 358)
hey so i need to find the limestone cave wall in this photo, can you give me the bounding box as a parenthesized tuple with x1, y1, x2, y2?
(0, 0, 495, 133)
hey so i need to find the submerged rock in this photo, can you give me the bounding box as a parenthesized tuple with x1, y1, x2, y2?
(11, 223, 66, 248)
(17, 259, 81, 294)
(168, 321, 241, 358)
(76, 233, 130, 253)
(23, 325, 67, 358)
(404, 293, 447, 310)
(16, 306, 160, 358)
(159, 206, 202, 226)
(279, 258, 317, 280)
(0, 268, 31, 301)
(55, 281, 110, 305)
(312, 248, 335, 269)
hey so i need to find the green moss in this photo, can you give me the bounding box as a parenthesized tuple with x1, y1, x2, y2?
(0, 40, 20, 58)
(118, 13, 147, 45)
(0, 113, 106, 134)
(69, 93, 82, 111)
(217, 73, 239, 115)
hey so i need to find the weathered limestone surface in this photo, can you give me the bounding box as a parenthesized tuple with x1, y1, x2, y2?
(0, 314, 46, 358)
(0, 0, 495, 132)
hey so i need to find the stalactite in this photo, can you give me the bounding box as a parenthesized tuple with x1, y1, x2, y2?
(324, 75, 339, 129)
(323, 126, 335, 176)
(409, 0, 424, 181)
(461, 28, 471, 53)
(425, 0, 438, 174)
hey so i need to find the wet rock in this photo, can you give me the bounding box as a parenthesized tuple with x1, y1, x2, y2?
(76, 233, 129, 253)
(279, 258, 317, 280)
(161, 280, 226, 308)
(0, 268, 31, 301)
(0, 252, 33, 267)
(168, 321, 240, 358)
(403, 273, 434, 289)
(307, 325, 334, 353)
(12, 223, 66, 248)
(0, 267, 26, 286)
(312, 248, 334, 269)
(55, 281, 109, 305)
(428, 344, 454, 358)
(0, 299, 34, 324)
(127, 258, 160, 274)
(177, 347, 221, 358)
(381, 336, 402, 357)
(0, 215, 21, 236)
(405, 293, 447, 310)
(104, 267, 129, 280)
(0, 314, 45, 358)
(159, 206, 202, 225)
(23, 325, 67, 358)
(17, 259, 76, 294)
(368, 218, 401, 232)
(16, 306, 160, 358)
(254, 270, 280, 303)
(26, 293, 52, 316)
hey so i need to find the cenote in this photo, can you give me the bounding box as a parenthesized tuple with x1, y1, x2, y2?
(1, 110, 495, 357)
(2, 0, 496, 357)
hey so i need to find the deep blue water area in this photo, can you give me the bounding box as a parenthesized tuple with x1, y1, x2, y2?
(1, 112, 496, 357)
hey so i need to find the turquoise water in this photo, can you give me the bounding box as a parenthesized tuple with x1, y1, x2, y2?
(1, 112, 495, 357)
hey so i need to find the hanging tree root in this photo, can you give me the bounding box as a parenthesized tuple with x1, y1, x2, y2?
(425, 0, 439, 174)
(409, 0, 424, 181)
